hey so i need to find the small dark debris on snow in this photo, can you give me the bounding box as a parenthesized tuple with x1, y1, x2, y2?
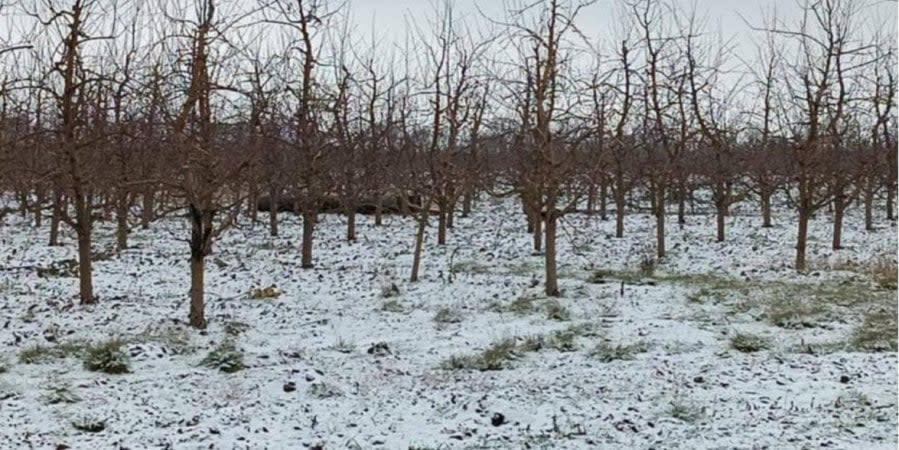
(367, 342, 391, 356)
(491, 412, 506, 426)
(283, 381, 297, 392)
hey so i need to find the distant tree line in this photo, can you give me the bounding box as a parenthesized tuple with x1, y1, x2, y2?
(0, 0, 894, 327)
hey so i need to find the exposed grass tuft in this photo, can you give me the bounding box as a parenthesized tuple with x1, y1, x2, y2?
(433, 307, 464, 324)
(492, 295, 536, 315)
(590, 340, 649, 362)
(546, 330, 578, 352)
(308, 382, 342, 398)
(19, 340, 88, 364)
(669, 399, 703, 423)
(381, 299, 405, 313)
(766, 297, 828, 329)
(83, 339, 131, 374)
(201, 340, 246, 373)
(19, 344, 56, 364)
(250, 285, 280, 299)
(543, 299, 571, 321)
(441, 338, 518, 371)
(450, 260, 490, 275)
(331, 337, 355, 354)
(730, 333, 769, 353)
(851, 307, 898, 352)
(71, 415, 106, 433)
(871, 258, 897, 290)
(43, 379, 80, 404)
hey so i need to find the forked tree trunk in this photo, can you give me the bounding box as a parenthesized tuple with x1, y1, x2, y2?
(188, 205, 214, 329)
(301, 210, 315, 268)
(832, 193, 845, 250)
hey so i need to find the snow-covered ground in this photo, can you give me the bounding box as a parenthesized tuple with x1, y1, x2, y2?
(0, 199, 896, 449)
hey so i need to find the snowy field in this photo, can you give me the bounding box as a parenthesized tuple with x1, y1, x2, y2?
(0, 199, 896, 449)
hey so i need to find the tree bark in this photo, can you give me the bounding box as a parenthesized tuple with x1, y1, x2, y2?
(346, 207, 356, 241)
(410, 200, 430, 282)
(49, 189, 63, 246)
(34, 188, 44, 228)
(544, 212, 559, 296)
(532, 208, 543, 252)
(615, 173, 625, 238)
(187, 205, 214, 329)
(115, 192, 129, 251)
(462, 189, 472, 217)
(248, 182, 258, 223)
(586, 184, 595, 215)
(599, 180, 608, 221)
(189, 254, 206, 329)
(374, 196, 383, 226)
(268, 187, 279, 237)
(761, 191, 773, 228)
(301, 210, 315, 268)
(832, 193, 845, 250)
(796, 206, 809, 271)
(716, 204, 726, 242)
(887, 187, 895, 221)
(437, 199, 447, 245)
(446, 196, 455, 229)
(864, 186, 874, 231)
(141, 189, 154, 229)
(76, 226, 94, 304)
(655, 186, 666, 258)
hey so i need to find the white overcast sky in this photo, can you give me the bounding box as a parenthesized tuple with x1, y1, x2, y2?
(347, 0, 897, 58)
